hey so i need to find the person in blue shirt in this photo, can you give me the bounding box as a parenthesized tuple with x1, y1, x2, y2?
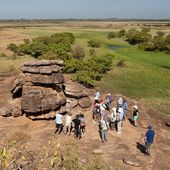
(144, 125, 155, 155)
(122, 99, 128, 120)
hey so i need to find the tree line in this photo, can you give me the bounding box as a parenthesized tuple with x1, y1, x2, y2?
(107, 28, 170, 53)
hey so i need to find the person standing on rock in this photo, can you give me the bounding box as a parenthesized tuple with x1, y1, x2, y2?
(106, 93, 113, 108)
(79, 114, 86, 137)
(117, 96, 123, 108)
(99, 116, 110, 142)
(92, 101, 101, 122)
(94, 90, 100, 104)
(65, 112, 73, 135)
(72, 114, 81, 139)
(55, 112, 63, 134)
(132, 105, 139, 127)
(116, 106, 124, 134)
(144, 125, 155, 156)
(110, 107, 117, 130)
(122, 99, 128, 120)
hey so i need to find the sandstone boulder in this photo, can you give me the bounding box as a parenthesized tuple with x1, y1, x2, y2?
(66, 98, 78, 108)
(28, 111, 56, 120)
(12, 106, 22, 117)
(11, 76, 24, 98)
(0, 106, 12, 117)
(21, 86, 66, 114)
(78, 97, 92, 108)
(23, 60, 64, 67)
(22, 65, 63, 74)
(64, 81, 87, 99)
(25, 73, 64, 86)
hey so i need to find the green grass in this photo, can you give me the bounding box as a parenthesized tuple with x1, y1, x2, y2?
(97, 47, 170, 114)
(0, 56, 34, 74)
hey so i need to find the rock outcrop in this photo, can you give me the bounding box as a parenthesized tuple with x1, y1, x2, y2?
(2, 60, 92, 120)
(64, 81, 87, 99)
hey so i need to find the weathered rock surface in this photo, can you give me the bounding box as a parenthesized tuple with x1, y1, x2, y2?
(22, 86, 66, 114)
(78, 97, 92, 108)
(23, 60, 64, 67)
(66, 98, 78, 108)
(11, 75, 24, 98)
(8, 60, 91, 119)
(123, 159, 142, 167)
(0, 106, 12, 117)
(28, 111, 56, 120)
(64, 81, 87, 99)
(92, 149, 103, 154)
(25, 73, 64, 85)
(12, 106, 22, 117)
(22, 65, 63, 74)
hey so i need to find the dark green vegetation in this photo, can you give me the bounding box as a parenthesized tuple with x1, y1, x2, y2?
(8, 32, 113, 87)
(108, 28, 170, 53)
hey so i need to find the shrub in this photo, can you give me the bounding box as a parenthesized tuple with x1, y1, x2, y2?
(48, 43, 71, 60)
(118, 29, 126, 37)
(88, 40, 101, 48)
(64, 58, 82, 73)
(89, 49, 96, 57)
(74, 70, 94, 87)
(139, 41, 156, 51)
(141, 27, 150, 33)
(38, 51, 60, 60)
(7, 32, 75, 59)
(156, 31, 165, 37)
(126, 28, 152, 45)
(107, 32, 117, 39)
(23, 38, 30, 44)
(18, 43, 32, 55)
(29, 42, 48, 58)
(33, 36, 51, 45)
(165, 34, 170, 45)
(153, 35, 167, 51)
(0, 53, 8, 58)
(72, 45, 85, 59)
(51, 32, 75, 44)
(116, 60, 126, 67)
(7, 43, 19, 54)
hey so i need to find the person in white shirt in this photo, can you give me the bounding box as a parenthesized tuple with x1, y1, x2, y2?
(94, 90, 100, 103)
(55, 112, 63, 134)
(116, 106, 124, 134)
(117, 96, 123, 107)
(99, 116, 109, 142)
(110, 107, 117, 130)
(65, 112, 72, 135)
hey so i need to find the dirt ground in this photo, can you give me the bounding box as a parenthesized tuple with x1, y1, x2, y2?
(0, 75, 170, 170)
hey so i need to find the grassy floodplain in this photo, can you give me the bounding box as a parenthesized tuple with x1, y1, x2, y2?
(0, 21, 170, 114)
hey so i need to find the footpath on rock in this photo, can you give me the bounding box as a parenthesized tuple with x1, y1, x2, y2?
(0, 60, 170, 170)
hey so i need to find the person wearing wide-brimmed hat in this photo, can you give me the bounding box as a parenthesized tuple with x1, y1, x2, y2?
(144, 125, 155, 155)
(132, 105, 139, 127)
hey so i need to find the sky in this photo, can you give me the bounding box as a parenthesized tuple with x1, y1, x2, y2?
(0, 0, 170, 19)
